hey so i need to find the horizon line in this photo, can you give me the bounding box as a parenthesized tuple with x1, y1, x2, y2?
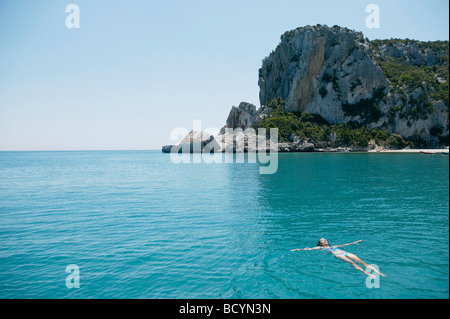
(0, 149, 162, 152)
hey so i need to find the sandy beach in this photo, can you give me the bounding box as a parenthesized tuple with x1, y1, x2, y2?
(368, 148, 449, 154)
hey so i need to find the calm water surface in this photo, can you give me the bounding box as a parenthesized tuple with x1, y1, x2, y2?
(0, 151, 448, 298)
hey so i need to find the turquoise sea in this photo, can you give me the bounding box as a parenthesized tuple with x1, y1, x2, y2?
(0, 151, 448, 299)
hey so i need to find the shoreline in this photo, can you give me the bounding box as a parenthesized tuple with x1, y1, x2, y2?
(161, 146, 450, 154)
(367, 148, 449, 154)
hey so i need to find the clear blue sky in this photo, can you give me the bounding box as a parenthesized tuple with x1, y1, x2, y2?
(0, 0, 448, 150)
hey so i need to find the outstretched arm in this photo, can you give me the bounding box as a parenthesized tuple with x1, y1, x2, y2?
(291, 247, 322, 252)
(333, 240, 363, 248)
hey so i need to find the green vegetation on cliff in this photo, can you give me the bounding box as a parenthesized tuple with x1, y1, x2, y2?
(370, 39, 449, 120)
(253, 98, 412, 149)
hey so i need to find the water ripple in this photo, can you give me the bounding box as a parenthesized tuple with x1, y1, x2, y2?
(0, 151, 448, 298)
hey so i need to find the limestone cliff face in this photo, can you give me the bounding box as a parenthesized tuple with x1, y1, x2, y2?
(258, 25, 449, 146)
(259, 25, 388, 123)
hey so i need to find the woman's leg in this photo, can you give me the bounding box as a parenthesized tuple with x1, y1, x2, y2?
(346, 253, 386, 276)
(334, 254, 373, 277)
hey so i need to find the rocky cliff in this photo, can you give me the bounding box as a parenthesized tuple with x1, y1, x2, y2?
(258, 25, 449, 147)
(163, 25, 449, 153)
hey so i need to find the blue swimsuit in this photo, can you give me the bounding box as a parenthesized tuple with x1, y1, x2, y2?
(322, 246, 349, 256)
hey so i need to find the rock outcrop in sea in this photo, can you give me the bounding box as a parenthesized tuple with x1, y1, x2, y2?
(219, 102, 257, 134)
(162, 130, 219, 153)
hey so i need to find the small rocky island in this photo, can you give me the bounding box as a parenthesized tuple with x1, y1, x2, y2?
(163, 25, 449, 153)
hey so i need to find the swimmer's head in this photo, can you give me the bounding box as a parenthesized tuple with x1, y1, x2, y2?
(317, 238, 329, 247)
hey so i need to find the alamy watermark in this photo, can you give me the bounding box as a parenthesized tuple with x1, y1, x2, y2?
(365, 4, 380, 29)
(168, 120, 279, 174)
(65, 4, 80, 29)
(365, 264, 381, 288)
(66, 264, 80, 288)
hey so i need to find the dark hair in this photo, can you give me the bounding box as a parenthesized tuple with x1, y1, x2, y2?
(317, 238, 328, 247)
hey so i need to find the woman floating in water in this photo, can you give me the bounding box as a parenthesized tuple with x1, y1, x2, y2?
(291, 238, 386, 277)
